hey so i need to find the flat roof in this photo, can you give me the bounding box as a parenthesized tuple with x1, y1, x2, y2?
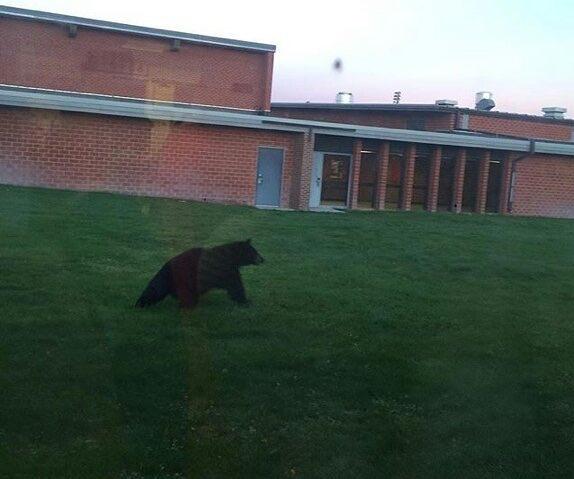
(0, 6, 276, 53)
(1, 85, 573, 157)
(272, 102, 447, 112)
(272, 102, 574, 125)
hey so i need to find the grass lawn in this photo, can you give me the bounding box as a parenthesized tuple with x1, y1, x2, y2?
(1, 185, 574, 479)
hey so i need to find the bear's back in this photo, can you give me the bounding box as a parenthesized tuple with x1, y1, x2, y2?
(197, 245, 239, 292)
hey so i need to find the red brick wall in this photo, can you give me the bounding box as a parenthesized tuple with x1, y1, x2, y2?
(272, 108, 574, 142)
(468, 114, 572, 141)
(0, 106, 297, 207)
(271, 108, 454, 131)
(289, 130, 314, 209)
(512, 155, 574, 218)
(0, 17, 272, 111)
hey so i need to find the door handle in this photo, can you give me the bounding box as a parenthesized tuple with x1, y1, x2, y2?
(316, 177, 321, 187)
(257, 174, 264, 185)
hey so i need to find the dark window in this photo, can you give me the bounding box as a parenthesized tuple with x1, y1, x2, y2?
(358, 153, 378, 207)
(386, 143, 405, 209)
(462, 158, 480, 212)
(486, 152, 505, 213)
(437, 157, 456, 210)
(412, 155, 430, 209)
(321, 154, 351, 204)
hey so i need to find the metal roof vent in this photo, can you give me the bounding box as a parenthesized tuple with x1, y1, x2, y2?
(542, 107, 567, 119)
(475, 91, 495, 111)
(435, 99, 458, 107)
(336, 92, 353, 104)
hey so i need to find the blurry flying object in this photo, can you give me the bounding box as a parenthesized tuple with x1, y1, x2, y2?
(332, 58, 343, 72)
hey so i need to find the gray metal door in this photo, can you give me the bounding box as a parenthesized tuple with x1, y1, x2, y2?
(256, 147, 283, 206)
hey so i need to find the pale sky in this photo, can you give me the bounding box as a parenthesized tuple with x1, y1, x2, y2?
(3, 0, 573, 115)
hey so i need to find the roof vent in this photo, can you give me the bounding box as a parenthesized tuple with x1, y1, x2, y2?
(475, 91, 495, 111)
(336, 92, 353, 104)
(435, 99, 458, 107)
(542, 107, 567, 119)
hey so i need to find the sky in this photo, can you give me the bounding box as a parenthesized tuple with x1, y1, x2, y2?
(3, 0, 573, 115)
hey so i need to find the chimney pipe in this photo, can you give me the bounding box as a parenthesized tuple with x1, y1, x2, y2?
(435, 99, 458, 107)
(475, 91, 495, 111)
(336, 92, 353, 104)
(542, 107, 567, 119)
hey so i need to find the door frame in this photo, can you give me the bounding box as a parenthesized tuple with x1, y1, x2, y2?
(310, 151, 323, 208)
(310, 151, 353, 208)
(255, 146, 285, 207)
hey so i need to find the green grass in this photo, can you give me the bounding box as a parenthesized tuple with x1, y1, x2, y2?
(1, 185, 574, 479)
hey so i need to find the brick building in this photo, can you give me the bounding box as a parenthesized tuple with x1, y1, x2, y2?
(1, 6, 574, 218)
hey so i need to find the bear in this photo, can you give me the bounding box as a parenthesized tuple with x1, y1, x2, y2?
(135, 239, 264, 309)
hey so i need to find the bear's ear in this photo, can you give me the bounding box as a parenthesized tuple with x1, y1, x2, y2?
(245, 238, 252, 244)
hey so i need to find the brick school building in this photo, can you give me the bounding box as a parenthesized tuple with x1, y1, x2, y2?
(1, 6, 573, 218)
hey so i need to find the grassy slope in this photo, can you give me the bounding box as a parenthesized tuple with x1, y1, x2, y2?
(1, 185, 574, 479)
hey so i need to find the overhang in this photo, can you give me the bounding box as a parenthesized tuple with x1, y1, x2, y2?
(2, 85, 574, 157)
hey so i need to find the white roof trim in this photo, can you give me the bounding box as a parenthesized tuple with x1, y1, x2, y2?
(1, 85, 573, 156)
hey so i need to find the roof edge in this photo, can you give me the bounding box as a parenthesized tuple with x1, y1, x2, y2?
(0, 84, 265, 114)
(1, 85, 573, 156)
(271, 102, 449, 113)
(271, 102, 574, 125)
(0, 5, 276, 53)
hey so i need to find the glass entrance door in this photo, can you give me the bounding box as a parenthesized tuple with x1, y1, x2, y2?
(320, 154, 351, 206)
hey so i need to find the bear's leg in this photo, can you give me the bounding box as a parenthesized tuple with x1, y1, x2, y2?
(175, 278, 199, 308)
(171, 263, 199, 309)
(173, 279, 198, 309)
(225, 273, 249, 305)
(178, 294, 198, 309)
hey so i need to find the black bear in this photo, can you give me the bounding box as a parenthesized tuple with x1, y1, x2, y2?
(135, 240, 264, 309)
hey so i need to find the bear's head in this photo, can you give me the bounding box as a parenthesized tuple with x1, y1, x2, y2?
(236, 239, 264, 266)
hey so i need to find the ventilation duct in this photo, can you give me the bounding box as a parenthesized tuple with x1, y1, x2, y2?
(475, 91, 495, 111)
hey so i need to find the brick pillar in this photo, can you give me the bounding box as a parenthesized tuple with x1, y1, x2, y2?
(400, 143, 416, 211)
(451, 148, 467, 213)
(290, 129, 315, 210)
(498, 154, 513, 215)
(427, 145, 442, 212)
(349, 139, 363, 209)
(475, 150, 491, 214)
(374, 141, 390, 210)
(262, 52, 274, 112)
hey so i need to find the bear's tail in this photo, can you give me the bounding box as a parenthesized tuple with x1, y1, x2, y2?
(135, 263, 171, 308)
